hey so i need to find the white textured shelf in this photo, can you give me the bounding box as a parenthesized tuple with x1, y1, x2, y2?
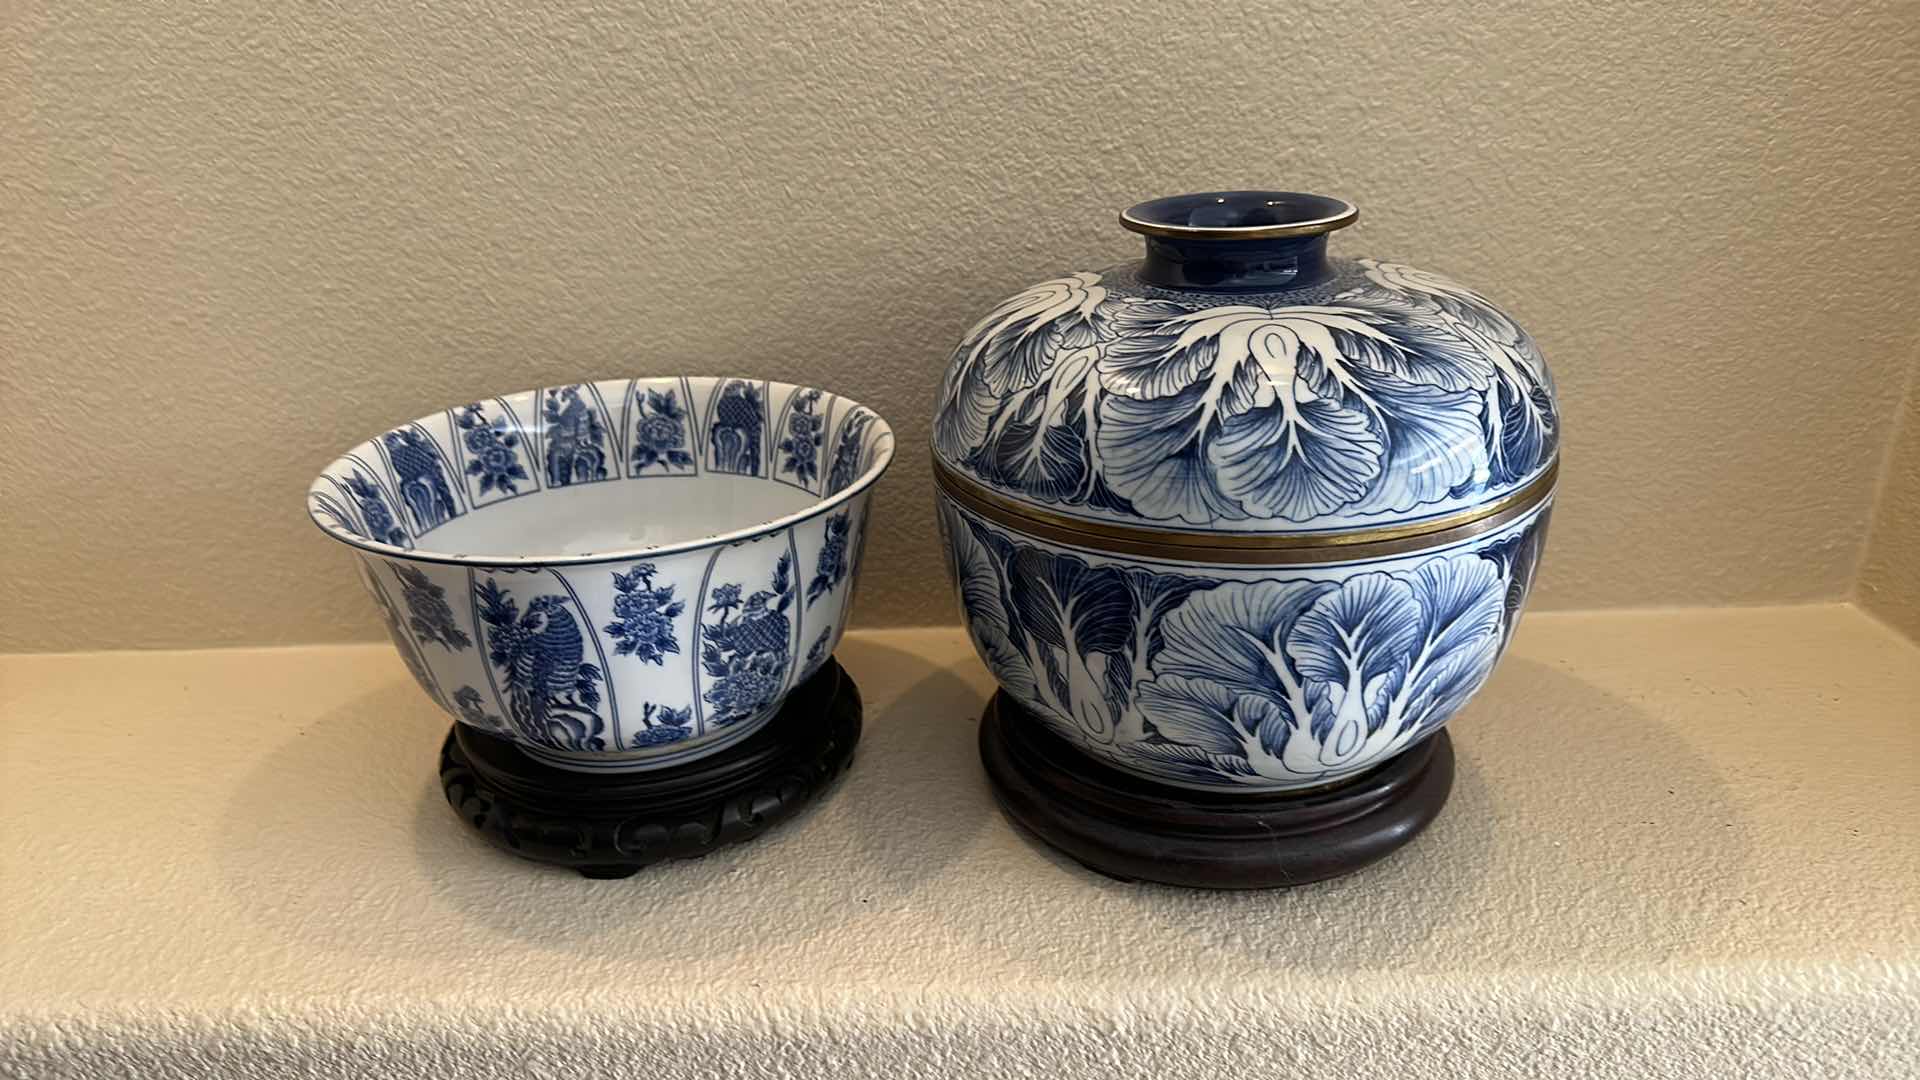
(3, 607, 1918, 1079)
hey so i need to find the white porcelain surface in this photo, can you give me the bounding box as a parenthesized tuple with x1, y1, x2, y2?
(309, 377, 895, 771)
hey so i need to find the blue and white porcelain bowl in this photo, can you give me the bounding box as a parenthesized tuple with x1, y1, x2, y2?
(309, 377, 895, 773)
(934, 191, 1558, 793)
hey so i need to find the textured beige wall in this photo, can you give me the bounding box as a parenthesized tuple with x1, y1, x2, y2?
(1860, 354, 1920, 639)
(4, 1, 1920, 652)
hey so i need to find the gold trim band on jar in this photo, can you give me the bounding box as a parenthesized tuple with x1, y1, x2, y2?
(932, 456, 1559, 566)
(1118, 194, 1360, 240)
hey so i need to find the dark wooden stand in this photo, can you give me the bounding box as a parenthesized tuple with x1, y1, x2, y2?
(440, 659, 861, 878)
(979, 692, 1452, 889)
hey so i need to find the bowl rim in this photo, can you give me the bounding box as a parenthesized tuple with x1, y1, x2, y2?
(306, 376, 896, 568)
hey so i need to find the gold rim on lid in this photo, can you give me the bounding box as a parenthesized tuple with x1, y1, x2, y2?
(932, 456, 1558, 566)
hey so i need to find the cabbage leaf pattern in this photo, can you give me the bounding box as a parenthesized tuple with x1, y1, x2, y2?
(941, 500, 1546, 788)
(933, 262, 1556, 525)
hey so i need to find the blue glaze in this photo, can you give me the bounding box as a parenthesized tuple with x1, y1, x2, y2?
(1139, 234, 1332, 292)
(1127, 191, 1350, 292)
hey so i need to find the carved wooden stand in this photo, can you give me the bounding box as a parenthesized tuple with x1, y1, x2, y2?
(979, 692, 1452, 889)
(440, 659, 861, 878)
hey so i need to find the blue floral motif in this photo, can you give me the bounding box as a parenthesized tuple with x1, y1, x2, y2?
(933, 264, 1558, 526)
(364, 563, 440, 704)
(391, 564, 471, 650)
(383, 428, 458, 533)
(826, 407, 875, 494)
(603, 562, 684, 664)
(631, 386, 695, 474)
(1476, 505, 1553, 640)
(778, 389, 825, 487)
(543, 385, 608, 487)
(805, 626, 832, 668)
(708, 380, 764, 475)
(345, 472, 407, 547)
(1096, 302, 1487, 522)
(805, 509, 851, 606)
(457, 405, 530, 496)
(941, 499, 1538, 788)
(1341, 260, 1557, 487)
(701, 553, 793, 727)
(943, 505, 1196, 745)
(474, 578, 607, 751)
(935, 272, 1112, 467)
(310, 493, 361, 537)
(706, 651, 785, 724)
(453, 685, 510, 734)
(628, 702, 694, 747)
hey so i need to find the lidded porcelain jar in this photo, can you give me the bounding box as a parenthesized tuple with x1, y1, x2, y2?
(933, 191, 1559, 793)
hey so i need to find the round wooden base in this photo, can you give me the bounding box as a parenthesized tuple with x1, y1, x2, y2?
(439, 658, 861, 878)
(979, 692, 1453, 889)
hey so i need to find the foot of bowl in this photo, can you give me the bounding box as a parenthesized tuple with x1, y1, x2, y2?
(979, 692, 1452, 889)
(440, 658, 861, 878)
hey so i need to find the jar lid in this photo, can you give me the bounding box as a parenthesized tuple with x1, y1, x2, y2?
(931, 192, 1560, 555)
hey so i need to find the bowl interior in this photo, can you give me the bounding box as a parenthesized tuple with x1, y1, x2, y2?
(309, 376, 894, 563)
(423, 474, 820, 556)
